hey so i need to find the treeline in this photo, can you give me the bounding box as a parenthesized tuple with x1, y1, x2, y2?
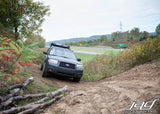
(66, 24, 160, 47)
(111, 28, 149, 41)
(0, 0, 49, 48)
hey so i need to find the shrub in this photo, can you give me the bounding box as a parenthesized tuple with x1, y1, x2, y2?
(82, 37, 160, 81)
(118, 37, 160, 68)
(0, 36, 39, 90)
(31, 51, 44, 65)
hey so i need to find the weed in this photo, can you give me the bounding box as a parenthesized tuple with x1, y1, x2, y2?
(82, 37, 160, 81)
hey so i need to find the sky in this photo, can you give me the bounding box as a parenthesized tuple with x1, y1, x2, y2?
(37, 0, 160, 41)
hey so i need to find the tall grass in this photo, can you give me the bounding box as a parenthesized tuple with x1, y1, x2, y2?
(82, 37, 160, 81)
(118, 37, 160, 68)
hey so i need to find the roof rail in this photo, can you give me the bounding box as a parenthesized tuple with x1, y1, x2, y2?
(50, 43, 70, 49)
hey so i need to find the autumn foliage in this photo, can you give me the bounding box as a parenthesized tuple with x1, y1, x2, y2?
(82, 37, 160, 81)
(0, 36, 38, 83)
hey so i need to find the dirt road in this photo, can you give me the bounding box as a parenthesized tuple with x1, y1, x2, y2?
(34, 61, 160, 114)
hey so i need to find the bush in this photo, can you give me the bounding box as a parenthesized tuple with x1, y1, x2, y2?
(82, 37, 160, 81)
(31, 51, 44, 65)
(0, 36, 39, 91)
(118, 37, 160, 68)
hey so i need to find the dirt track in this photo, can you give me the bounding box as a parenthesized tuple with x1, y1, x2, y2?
(34, 61, 160, 114)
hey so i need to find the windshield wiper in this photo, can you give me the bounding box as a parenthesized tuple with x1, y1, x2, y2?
(60, 56, 68, 58)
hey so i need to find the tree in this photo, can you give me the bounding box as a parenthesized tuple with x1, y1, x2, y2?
(25, 34, 46, 48)
(155, 24, 160, 36)
(122, 31, 129, 41)
(139, 31, 149, 41)
(111, 32, 118, 41)
(130, 27, 140, 40)
(100, 35, 107, 43)
(0, 0, 50, 40)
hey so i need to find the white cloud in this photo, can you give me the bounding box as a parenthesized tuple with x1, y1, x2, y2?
(37, 0, 160, 41)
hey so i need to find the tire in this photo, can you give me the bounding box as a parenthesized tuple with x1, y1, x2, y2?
(74, 78, 81, 82)
(42, 63, 48, 77)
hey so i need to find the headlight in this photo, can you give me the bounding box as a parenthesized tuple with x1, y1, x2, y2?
(76, 64, 83, 69)
(48, 59, 58, 64)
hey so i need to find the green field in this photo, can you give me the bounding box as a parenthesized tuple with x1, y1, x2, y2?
(75, 53, 96, 63)
(73, 46, 121, 63)
(75, 51, 120, 64)
(91, 46, 113, 49)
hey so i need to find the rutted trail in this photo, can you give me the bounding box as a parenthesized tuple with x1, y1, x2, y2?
(32, 61, 160, 114)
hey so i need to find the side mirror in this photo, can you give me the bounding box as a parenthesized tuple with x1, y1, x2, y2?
(43, 51, 47, 54)
(77, 58, 81, 61)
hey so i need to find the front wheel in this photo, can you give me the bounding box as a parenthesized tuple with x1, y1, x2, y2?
(42, 63, 48, 77)
(74, 78, 81, 82)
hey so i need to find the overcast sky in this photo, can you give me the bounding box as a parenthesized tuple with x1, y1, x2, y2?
(38, 0, 160, 41)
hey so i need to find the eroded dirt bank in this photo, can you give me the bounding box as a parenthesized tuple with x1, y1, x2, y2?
(33, 61, 160, 114)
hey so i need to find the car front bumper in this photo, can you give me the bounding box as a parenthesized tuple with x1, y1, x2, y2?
(45, 63, 83, 78)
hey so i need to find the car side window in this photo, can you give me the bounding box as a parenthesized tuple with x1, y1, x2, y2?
(50, 48, 55, 55)
(47, 47, 54, 55)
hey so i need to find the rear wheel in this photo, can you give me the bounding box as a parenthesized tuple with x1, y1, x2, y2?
(74, 78, 81, 82)
(42, 63, 48, 77)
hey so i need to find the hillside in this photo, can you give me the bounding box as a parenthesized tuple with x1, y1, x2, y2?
(45, 32, 156, 47)
(45, 34, 111, 47)
(40, 60, 160, 114)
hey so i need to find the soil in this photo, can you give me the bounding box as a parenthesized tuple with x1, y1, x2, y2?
(32, 60, 160, 114)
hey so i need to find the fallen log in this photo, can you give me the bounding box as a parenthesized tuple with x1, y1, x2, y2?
(0, 85, 68, 108)
(0, 95, 63, 114)
(3, 77, 34, 95)
(0, 77, 34, 103)
(29, 85, 68, 105)
(9, 88, 20, 95)
(19, 95, 64, 114)
(22, 77, 34, 88)
(9, 83, 23, 90)
(0, 88, 21, 104)
(0, 85, 68, 113)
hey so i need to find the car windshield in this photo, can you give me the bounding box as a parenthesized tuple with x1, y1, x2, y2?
(50, 47, 77, 60)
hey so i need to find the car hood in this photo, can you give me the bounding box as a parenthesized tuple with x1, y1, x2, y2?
(48, 55, 82, 65)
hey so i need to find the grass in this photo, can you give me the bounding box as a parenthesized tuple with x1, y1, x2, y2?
(91, 45, 113, 49)
(75, 53, 96, 63)
(75, 50, 120, 64)
(81, 55, 121, 81)
(104, 50, 121, 56)
(16, 65, 57, 106)
(0, 63, 57, 109)
(81, 37, 160, 81)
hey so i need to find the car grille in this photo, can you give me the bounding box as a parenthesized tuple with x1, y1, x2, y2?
(57, 71, 74, 76)
(59, 62, 75, 69)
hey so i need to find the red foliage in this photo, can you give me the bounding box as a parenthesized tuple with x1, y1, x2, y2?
(0, 54, 13, 63)
(14, 69, 19, 74)
(16, 78, 21, 83)
(18, 61, 34, 67)
(3, 55, 9, 61)
(1, 37, 34, 82)
(19, 61, 26, 67)
(26, 62, 34, 66)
